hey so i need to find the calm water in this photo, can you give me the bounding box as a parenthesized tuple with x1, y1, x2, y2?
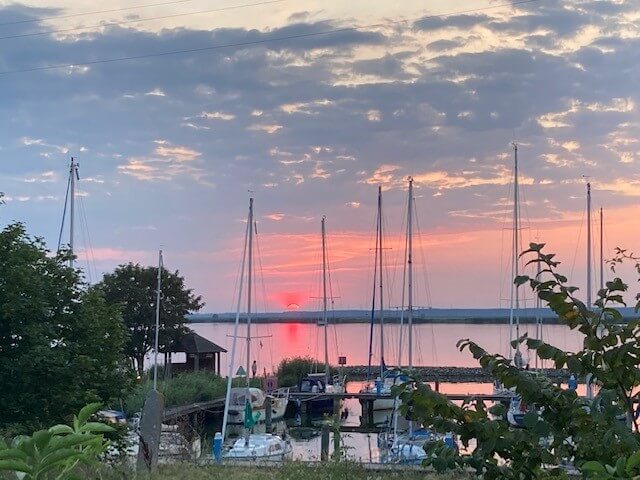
(189, 321, 583, 372)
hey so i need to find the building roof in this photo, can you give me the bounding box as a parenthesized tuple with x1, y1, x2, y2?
(168, 330, 227, 354)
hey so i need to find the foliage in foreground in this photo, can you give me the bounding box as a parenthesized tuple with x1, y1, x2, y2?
(399, 244, 640, 479)
(0, 223, 133, 434)
(277, 357, 338, 387)
(0, 403, 114, 480)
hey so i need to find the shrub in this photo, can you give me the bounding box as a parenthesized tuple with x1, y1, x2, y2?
(276, 357, 337, 387)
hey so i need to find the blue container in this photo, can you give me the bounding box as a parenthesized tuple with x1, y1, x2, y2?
(212, 432, 223, 462)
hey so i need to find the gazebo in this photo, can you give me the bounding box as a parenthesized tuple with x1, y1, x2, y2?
(164, 330, 227, 377)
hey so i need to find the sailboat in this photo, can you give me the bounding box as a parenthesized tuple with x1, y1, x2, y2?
(221, 197, 291, 461)
(297, 216, 346, 416)
(360, 186, 400, 413)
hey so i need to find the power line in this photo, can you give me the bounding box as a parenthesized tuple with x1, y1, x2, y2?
(0, 0, 542, 77)
(0, 0, 201, 27)
(0, 0, 288, 42)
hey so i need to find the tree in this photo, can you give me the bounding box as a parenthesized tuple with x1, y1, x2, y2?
(0, 223, 132, 434)
(97, 263, 204, 376)
(400, 243, 640, 479)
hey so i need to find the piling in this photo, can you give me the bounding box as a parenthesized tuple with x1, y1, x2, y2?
(265, 396, 272, 431)
(320, 423, 330, 461)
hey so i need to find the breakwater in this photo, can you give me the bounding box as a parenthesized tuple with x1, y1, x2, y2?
(342, 366, 571, 383)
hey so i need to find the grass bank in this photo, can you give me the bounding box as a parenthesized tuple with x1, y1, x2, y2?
(124, 372, 261, 415)
(99, 462, 469, 480)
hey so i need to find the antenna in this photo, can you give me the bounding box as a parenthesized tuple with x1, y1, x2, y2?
(69, 157, 79, 269)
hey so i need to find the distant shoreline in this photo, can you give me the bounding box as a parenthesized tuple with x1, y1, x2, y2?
(187, 307, 637, 325)
(188, 316, 561, 325)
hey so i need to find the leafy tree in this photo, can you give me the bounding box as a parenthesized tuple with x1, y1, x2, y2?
(276, 356, 338, 387)
(97, 263, 204, 376)
(0, 223, 132, 434)
(399, 243, 640, 479)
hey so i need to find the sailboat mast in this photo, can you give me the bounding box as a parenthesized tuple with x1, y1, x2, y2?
(321, 217, 329, 385)
(378, 186, 385, 379)
(508, 143, 520, 359)
(600, 207, 604, 292)
(407, 178, 414, 370)
(153, 250, 163, 391)
(69, 157, 78, 269)
(586, 183, 592, 307)
(245, 197, 254, 446)
(221, 200, 251, 442)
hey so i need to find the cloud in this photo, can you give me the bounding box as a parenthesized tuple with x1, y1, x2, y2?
(248, 124, 283, 134)
(154, 144, 201, 162)
(24, 171, 57, 183)
(366, 109, 382, 122)
(118, 141, 207, 184)
(265, 213, 285, 221)
(199, 111, 236, 121)
(145, 88, 166, 97)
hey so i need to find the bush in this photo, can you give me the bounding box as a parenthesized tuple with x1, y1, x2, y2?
(276, 357, 337, 387)
(124, 372, 262, 415)
(125, 372, 226, 415)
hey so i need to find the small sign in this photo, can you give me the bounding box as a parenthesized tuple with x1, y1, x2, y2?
(263, 376, 278, 393)
(338, 356, 347, 366)
(236, 366, 247, 377)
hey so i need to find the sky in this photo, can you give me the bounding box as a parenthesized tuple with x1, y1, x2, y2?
(0, 0, 639, 312)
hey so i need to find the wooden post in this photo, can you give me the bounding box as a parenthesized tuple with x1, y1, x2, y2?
(320, 423, 330, 461)
(194, 355, 199, 372)
(265, 396, 272, 432)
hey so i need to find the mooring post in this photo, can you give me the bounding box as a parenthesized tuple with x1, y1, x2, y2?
(367, 400, 374, 427)
(265, 396, 272, 432)
(333, 427, 341, 459)
(321, 423, 330, 461)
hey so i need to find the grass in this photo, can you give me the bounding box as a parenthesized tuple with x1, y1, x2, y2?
(95, 461, 469, 480)
(124, 371, 262, 415)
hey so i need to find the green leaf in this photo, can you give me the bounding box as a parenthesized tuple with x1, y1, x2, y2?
(581, 461, 607, 475)
(0, 459, 31, 473)
(627, 451, 640, 473)
(77, 403, 103, 426)
(80, 422, 115, 434)
(48, 425, 74, 436)
(523, 411, 538, 429)
(32, 430, 53, 451)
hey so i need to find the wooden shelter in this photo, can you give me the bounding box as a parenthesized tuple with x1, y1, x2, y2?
(164, 330, 227, 377)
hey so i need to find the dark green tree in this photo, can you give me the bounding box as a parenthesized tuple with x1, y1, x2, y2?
(0, 223, 132, 434)
(97, 263, 204, 376)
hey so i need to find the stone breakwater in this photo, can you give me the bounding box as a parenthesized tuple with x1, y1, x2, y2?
(342, 366, 571, 383)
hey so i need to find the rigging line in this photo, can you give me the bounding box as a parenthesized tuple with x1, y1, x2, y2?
(413, 197, 435, 366)
(413, 199, 433, 308)
(0, 0, 288, 42)
(78, 196, 97, 283)
(253, 224, 274, 372)
(324, 224, 341, 359)
(57, 167, 71, 253)
(0, 0, 542, 76)
(367, 197, 380, 382)
(569, 203, 586, 282)
(0, 0, 237, 27)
